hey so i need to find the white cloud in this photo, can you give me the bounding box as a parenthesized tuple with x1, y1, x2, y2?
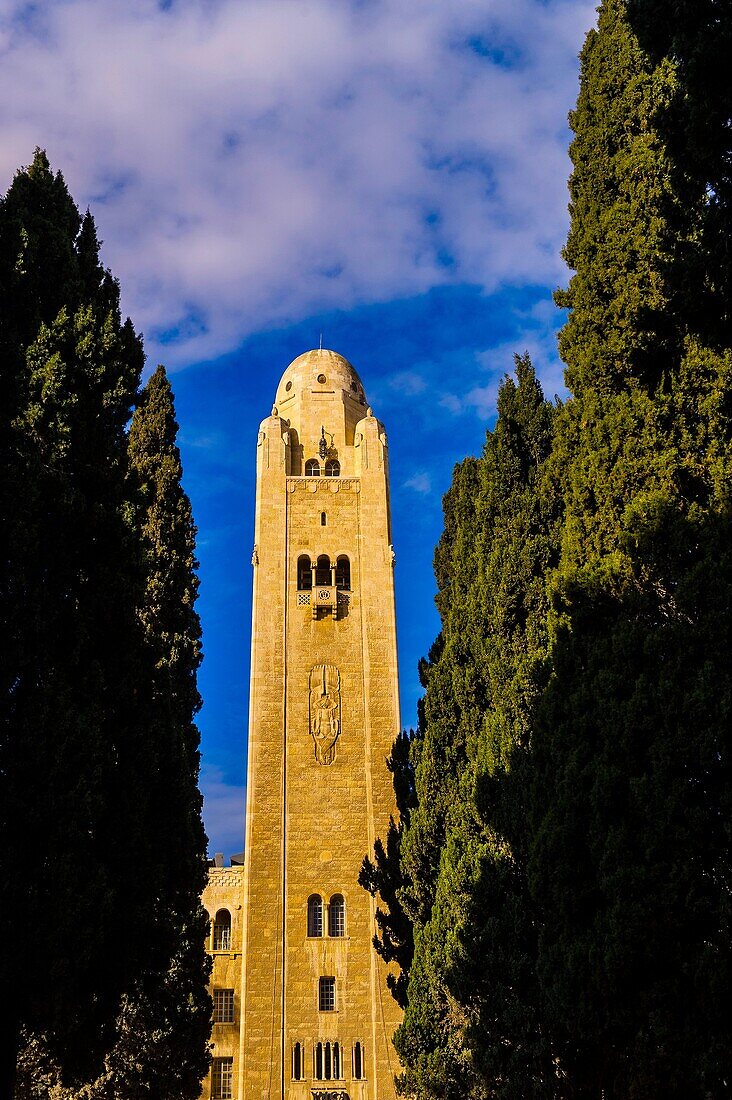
(389, 370, 427, 396)
(0, 0, 596, 366)
(200, 763, 245, 857)
(404, 471, 432, 494)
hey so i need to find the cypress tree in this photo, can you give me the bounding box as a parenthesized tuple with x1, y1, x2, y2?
(0, 154, 209, 1092)
(527, 1, 732, 1094)
(393, 358, 560, 1099)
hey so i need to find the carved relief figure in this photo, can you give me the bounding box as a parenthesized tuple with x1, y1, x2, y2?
(309, 664, 341, 765)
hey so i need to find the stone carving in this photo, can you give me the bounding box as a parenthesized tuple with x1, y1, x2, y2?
(311, 1092, 349, 1100)
(251, 544, 259, 566)
(388, 543, 396, 567)
(286, 477, 358, 492)
(309, 663, 341, 765)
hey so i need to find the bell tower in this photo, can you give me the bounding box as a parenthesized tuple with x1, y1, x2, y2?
(238, 349, 402, 1098)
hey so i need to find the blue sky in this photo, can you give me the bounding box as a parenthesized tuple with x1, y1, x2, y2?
(0, 0, 598, 855)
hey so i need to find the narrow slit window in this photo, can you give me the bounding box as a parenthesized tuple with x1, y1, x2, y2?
(333, 1042, 341, 1079)
(314, 1042, 324, 1080)
(325, 1043, 332, 1080)
(321, 512, 327, 526)
(292, 1042, 303, 1081)
(353, 1041, 364, 1080)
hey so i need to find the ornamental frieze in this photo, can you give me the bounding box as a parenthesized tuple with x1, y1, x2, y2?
(287, 478, 360, 493)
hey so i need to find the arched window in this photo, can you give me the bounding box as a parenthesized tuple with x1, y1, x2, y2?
(325, 459, 340, 477)
(335, 556, 350, 590)
(314, 1042, 339, 1080)
(292, 1042, 303, 1081)
(353, 1042, 364, 1080)
(212, 909, 231, 951)
(305, 458, 320, 476)
(315, 555, 331, 586)
(329, 894, 345, 937)
(321, 511, 327, 526)
(297, 555, 312, 590)
(307, 894, 323, 937)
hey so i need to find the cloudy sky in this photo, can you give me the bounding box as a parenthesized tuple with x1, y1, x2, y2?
(1, 0, 598, 855)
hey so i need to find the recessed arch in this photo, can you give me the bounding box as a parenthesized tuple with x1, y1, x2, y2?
(297, 555, 312, 590)
(212, 908, 231, 951)
(315, 555, 331, 586)
(324, 459, 340, 477)
(305, 458, 320, 476)
(335, 556, 350, 590)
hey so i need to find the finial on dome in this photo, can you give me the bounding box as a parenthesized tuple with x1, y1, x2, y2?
(367, 406, 373, 417)
(272, 405, 278, 416)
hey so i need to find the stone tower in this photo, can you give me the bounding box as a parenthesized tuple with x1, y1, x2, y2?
(233, 348, 402, 1099)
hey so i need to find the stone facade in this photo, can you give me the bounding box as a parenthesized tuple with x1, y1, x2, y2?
(201, 863, 246, 1100)
(200, 349, 402, 1100)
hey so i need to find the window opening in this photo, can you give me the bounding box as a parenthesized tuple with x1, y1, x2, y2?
(325, 459, 340, 476)
(305, 458, 320, 476)
(307, 895, 323, 937)
(329, 894, 345, 937)
(297, 555, 312, 590)
(212, 909, 231, 951)
(319, 976, 336, 1012)
(213, 988, 235, 1023)
(335, 556, 350, 590)
(333, 1042, 341, 1079)
(314, 1042, 323, 1080)
(321, 512, 327, 526)
(292, 1042, 303, 1081)
(325, 1043, 332, 1080)
(353, 1042, 364, 1080)
(315, 555, 331, 586)
(211, 1057, 233, 1099)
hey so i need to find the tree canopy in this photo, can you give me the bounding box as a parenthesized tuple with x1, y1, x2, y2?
(0, 151, 210, 1097)
(379, 1, 732, 1096)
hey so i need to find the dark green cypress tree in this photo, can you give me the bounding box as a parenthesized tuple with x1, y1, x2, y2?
(0, 153, 209, 1093)
(359, 727, 417, 1010)
(124, 364, 212, 1096)
(394, 358, 560, 1099)
(526, 2, 732, 1095)
(15, 374, 211, 1100)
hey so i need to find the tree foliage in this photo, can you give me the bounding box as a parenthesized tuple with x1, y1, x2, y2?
(383, 357, 560, 1099)
(388, 1, 732, 1097)
(0, 152, 210, 1096)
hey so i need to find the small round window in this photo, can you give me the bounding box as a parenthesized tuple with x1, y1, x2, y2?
(285, 381, 292, 391)
(317, 374, 327, 384)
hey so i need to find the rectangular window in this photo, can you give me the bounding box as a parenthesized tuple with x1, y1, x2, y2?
(318, 976, 336, 1012)
(213, 988, 235, 1024)
(211, 1057, 233, 1099)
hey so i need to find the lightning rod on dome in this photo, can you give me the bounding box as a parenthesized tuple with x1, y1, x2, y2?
(319, 332, 323, 350)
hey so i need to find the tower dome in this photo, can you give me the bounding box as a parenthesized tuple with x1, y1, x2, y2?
(275, 348, 366, 407)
